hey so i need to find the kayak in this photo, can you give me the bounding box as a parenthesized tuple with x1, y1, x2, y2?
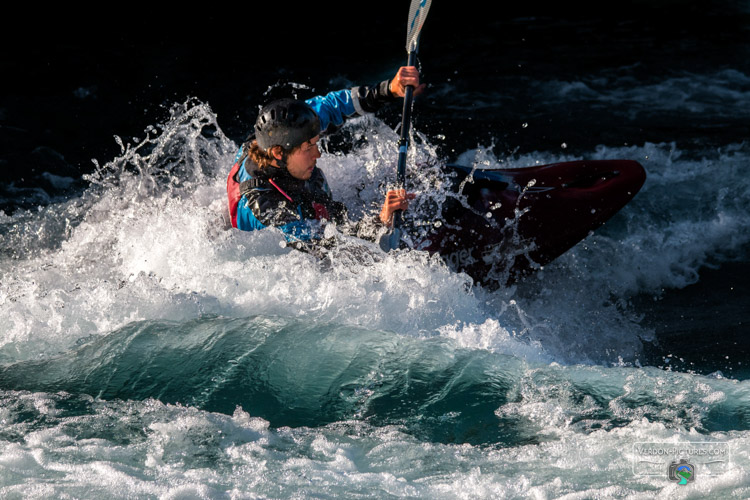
(414, 160, 647, 288)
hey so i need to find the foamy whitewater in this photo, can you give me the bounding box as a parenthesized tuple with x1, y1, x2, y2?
(2, 67, 750, 498)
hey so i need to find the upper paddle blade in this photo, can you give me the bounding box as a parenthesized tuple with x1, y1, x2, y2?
(406, 0, 432, 53)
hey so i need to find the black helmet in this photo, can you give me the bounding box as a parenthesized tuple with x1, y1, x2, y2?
(254, 99, 321, 152)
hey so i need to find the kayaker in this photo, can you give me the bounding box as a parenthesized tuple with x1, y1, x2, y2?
(226, 66, 423, 249)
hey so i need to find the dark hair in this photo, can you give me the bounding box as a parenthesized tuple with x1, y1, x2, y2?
(246, 140, 302, 170)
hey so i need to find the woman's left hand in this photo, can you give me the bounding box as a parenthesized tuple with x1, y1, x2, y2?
(380, 189, 416, 226)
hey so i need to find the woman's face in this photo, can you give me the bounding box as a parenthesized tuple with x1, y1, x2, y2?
(284, 136, 322, 180)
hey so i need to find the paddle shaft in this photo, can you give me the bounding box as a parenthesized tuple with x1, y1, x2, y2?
(392, 50, 418, 231)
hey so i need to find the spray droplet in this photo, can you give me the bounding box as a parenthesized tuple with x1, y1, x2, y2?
(521, 122, 528, 128)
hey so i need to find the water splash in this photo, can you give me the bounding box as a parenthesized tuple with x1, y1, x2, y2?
(1, 99, 749, 371)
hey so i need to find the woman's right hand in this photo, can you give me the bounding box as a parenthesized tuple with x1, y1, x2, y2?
(389, 66, 425, 97)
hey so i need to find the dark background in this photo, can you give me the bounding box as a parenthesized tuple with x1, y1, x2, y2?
(2, 1, 747, 207)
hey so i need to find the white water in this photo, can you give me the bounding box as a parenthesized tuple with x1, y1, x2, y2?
(1, 98, 750, 498)
(4, 100, 748, 364)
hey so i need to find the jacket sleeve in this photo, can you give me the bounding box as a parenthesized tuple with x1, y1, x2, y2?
(305, 80, 394, 133)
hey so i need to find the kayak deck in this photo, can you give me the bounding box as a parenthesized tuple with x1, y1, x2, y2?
(415, 160, 647, 288)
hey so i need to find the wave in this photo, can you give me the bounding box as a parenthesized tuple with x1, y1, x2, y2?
(2, 314, 750, 448)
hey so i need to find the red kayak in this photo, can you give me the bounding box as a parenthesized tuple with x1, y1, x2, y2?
(414, 160, 647, 288)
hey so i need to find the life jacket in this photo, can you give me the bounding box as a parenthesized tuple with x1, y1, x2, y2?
(227, 159, 243, 229)
(227, 143, 344, 237)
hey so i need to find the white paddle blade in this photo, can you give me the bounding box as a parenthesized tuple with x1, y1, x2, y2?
(406, 0, 432, 53)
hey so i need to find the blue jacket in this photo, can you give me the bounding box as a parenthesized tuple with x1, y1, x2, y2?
(227, 81, 394, 242)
